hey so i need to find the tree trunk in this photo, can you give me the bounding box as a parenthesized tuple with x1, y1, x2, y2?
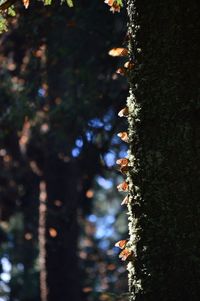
(126, 0, 200, 300)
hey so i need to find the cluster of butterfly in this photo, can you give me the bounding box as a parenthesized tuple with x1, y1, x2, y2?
(108, 47, 135, 262)
(22, 0, 29, 9)
(104, 0, 122, 13)
(115, 108, 133, 261)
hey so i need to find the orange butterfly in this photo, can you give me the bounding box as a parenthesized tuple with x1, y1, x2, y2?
(108, 48, 128, 57)
(124, 61, 135, 70)
(119, 248, 133, 261)
(117, 132, 129, 143)
(104, 0, 115, 6)
(104, 0, 121, 13)
(115, 239, 128, 249)
(22, 0, 29, 8)
(110, 3, 121, 13)
(117, 181, 129, 192)
(118, 107, 129, 117)
(116, 67, 126, 76)
(116, 158, 129, 167)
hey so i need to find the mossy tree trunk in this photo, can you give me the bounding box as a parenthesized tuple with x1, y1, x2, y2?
(126, 0, 200, 300)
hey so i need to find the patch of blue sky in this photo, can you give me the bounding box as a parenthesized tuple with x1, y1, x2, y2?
(75, 138, 83, 148)
(119, 149, 128, 158)
(111, 135, 121, 145)
(95, 227, 105, 239)
(71, 147, 81, 158)
(104, 124, 112, 131)
(105, 215, 115, 224)
(88, 118, 104, 128)
(104, 152, 116, 167)
(95, 225, 114, 240)
(85, 130, 93, 142)
(98, 240, 110, 250)
(87, 214, 97, 223)
(103, 109, 114, 123)
(96, 176, 113, 189)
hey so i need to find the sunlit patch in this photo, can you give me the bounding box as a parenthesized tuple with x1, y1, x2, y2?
(86, 190, 94, 198)
(25, 232, 33, 240)
(99, 293, 110, 301)
(49, 228, 57, 238)
(30, 160, 43, 176)
(34, 44, 46, 58)
(79, 251, 87, 260)
(19, 118, 31, 154)
(40, 123, 49, 134)
(7, 62, 16, 71)
(54, 200, 62, 207)
(3, 155, 12, 163)
(39, 181, 47, 202)
(82, 287, 93, 293)
(0, 149, 6, 157)
(54, 97, 62, 105)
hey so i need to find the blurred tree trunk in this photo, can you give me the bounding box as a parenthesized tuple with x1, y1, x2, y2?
(44, 157, 81, 301)
(127, 0, 200, 300)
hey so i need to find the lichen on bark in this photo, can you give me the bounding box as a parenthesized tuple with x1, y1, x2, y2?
(125, 0, 142, 298)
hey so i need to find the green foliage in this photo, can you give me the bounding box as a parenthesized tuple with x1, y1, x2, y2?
(66, 0, 73, 7)
(43, 0, 52, 5)
(0, 13, 7, 33)
(116, 0, 123, 7)
(44, 0, 74, 6)
(8, 6, 16, 16)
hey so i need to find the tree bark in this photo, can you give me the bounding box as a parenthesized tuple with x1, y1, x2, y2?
(126, 0, 200, 300)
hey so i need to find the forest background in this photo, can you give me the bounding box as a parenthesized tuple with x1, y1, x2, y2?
(0, 1, 200, 301)
(0, 1, 130, 301)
